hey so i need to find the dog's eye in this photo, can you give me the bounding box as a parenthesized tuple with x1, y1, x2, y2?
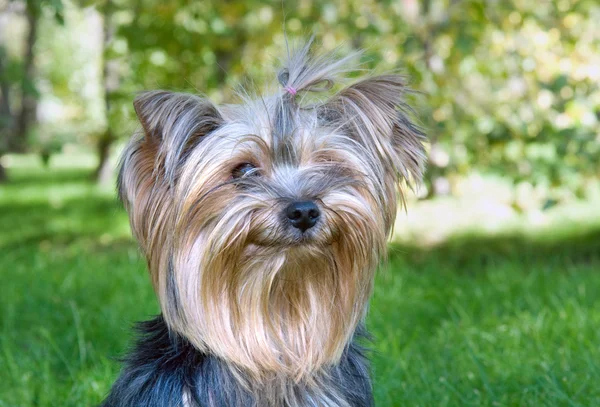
(232, 163, 259, 179)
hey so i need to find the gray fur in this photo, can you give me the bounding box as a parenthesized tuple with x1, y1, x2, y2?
(101, 316, 373, 407)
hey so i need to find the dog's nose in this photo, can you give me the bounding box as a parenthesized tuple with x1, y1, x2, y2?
(285, 201, 320, 232)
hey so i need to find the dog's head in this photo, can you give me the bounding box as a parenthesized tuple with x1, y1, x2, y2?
(118, 41, 426, 380)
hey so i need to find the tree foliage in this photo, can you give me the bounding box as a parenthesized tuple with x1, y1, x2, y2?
(1, 0, 599, 197)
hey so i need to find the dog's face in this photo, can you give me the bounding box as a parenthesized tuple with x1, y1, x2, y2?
(118, 45, 426, 381)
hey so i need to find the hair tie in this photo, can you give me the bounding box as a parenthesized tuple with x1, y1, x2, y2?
(284, 85, 297, 96)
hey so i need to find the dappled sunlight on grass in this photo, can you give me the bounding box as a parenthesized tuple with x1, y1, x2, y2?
(394, 194, 600, 247)
(0, 154, 130, 249)
(395, 172, 600, 247)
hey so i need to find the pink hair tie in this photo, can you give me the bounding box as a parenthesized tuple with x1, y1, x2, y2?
(284, 85, 297, 96)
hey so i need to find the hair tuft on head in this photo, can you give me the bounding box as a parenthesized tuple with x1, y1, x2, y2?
(277, 37, 360, 103)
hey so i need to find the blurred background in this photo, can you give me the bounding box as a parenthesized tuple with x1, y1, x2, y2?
(1, 0, 599, 406)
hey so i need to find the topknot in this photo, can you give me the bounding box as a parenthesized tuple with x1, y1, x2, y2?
(277, 38, 360, 104)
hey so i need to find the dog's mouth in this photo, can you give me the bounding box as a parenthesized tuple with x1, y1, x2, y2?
(249, 236, 329, 251)
(248, 222, 338, 249)
(292, 233, 318, 245)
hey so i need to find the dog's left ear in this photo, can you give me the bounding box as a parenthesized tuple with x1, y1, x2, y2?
(320, 75, 427, 185)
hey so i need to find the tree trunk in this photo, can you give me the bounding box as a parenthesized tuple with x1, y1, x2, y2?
(0, 52, 13, 182)
(0, 51, 12, 138)
(417, 1, 448, 199)
(0, 2, 37, 183)
(93, 130, 114, 184)
(40, 149, 51, 166)
(215, 49, 233, 86)
(93, 1, 119, 184)
(14, 0, 39, 153)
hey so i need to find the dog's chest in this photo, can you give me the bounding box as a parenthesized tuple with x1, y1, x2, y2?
(101, 316, 373, 407)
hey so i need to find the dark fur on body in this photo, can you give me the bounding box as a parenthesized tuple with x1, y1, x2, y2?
(101, 316, 373, 407)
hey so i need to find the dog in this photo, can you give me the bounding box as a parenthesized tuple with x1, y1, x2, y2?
(101, 40, 426, 407)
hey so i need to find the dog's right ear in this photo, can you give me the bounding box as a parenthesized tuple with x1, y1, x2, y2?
(133, 91, 223, 180)
(134, 91, 222, 142)
(118, 91, 222, 254)
(119, 91, 223, 194)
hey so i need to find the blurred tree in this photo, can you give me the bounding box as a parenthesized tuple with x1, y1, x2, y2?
(104, 0, 599, 198)
(3, 0, 598, 200)
(0, 0, 63, 181)
(92, 0, 117, 184)
(14, 0, 40, 153)
(0, 44, 12, 181)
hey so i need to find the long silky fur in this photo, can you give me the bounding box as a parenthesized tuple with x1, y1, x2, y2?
(100, 316, 372, 407)
(106, 39, 427, 406)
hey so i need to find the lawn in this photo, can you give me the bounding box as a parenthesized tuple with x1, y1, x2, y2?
(1, 157, 600, 406)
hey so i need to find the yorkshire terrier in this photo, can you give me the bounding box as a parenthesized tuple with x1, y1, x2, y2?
(102, 40, 426, 406)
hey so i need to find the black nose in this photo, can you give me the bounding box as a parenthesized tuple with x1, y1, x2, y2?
(285, 201, 320, 232)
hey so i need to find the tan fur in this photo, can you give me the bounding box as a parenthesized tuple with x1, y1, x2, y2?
(117, 41, 426, 402)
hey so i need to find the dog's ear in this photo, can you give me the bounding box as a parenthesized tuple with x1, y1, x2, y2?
(120, 91, 223, 193)
(118, 91, 222, 256)
(321, 75, 427, 185)
(133, 91, 223, 179)
(134, 91, 222, 142)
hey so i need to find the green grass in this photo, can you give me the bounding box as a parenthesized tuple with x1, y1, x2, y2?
(1, 158, 600, 406)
